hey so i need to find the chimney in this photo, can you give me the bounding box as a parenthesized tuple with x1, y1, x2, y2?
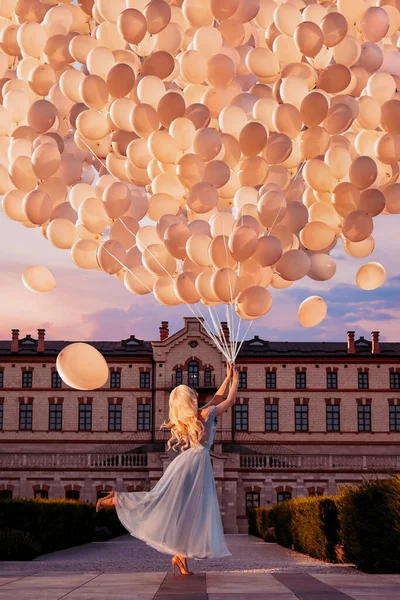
(11, 329, 19, 353)
(37, 328, 45, 353)
(347, 331, 355, 354)
(159, 321, 169, 341)
(371, 331, 380, 355)
(220, 321, 230, 343)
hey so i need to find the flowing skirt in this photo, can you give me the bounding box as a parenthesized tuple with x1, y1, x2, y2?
(114, 446, 232, 560)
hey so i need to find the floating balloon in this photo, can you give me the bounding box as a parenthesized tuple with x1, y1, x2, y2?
(56, 343, 109, 390)
(298, 296, 327, 328)
(22, 265, 56, 293)
(356, 262, 386, 291)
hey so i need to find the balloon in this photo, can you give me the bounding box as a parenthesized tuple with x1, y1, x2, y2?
(298, 296, 327, 328)
(342, 210, 374, 243)
(275, 250, 311, 282)
(308, 254, 336, 282)
(236, 286, 272, 320)
(47, 218, 79, 249)
(22, 265, 56, 293)
(300, 222, 335, 251)
(56, 342, 109, 390)
(174, 272, 201, 304)
(228, 226, 258, 261)
(153, 276, 181, 306)
(356, 262, 386, 291)
(23, 191, 52, 226)
(343, 237, 375, 259)
(253, 235, 282, 267)
(103, 182, 132, 220)
(97, 240, 126, 274)
(211, 268, 240, 303)
(71, 239, 99, 270)
(187, 182, 218, 214)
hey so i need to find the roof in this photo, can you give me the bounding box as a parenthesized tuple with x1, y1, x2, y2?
(0, 334, 152, 358)
(237, 335, 400, 358)
(0, 330, 398, 359)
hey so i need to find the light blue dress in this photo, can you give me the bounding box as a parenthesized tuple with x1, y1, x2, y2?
(114, 405, 232, 560)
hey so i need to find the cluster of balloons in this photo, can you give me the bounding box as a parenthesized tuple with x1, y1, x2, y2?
(0, 0, 396, 333)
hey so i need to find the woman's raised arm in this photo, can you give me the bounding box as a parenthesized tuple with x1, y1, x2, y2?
(202, 363, 232, 409)
(214, 366, 239, 417)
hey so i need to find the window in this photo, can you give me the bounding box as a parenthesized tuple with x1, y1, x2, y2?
(238, 371, 247, 389)
(175, 368, 183, 386)
(34, 489, 48, 499)
(234, 404, 248, 431)
(51, 371, 62, 389)
(265, 372, 276, 389)
(137, 403, 151, 431)
(188, 360, 199, 387)
(358, 405, 371, 432)
(0, 490, 12, 500)
(295, 404, 308, 431)
(19, 403, 33, 430)
(389, 405, 400, 432)
(0, 404, 3, 430)
(65, 490, 80, 501)
(390, 372, 400, 389)
(0, 371, 3, 388)
(308, 490, 323, 497)
(277, 491, 292, 503)
(49, 403, 62, 431)
(327, 372, 338, 389)
(140, 372, 151, 389)
(246, 491, 260, 509)
(265, 404, 278, 431)
(326, 404, 340, 432)
(110, 371, 121, 389)
(295, 372, 306, 389)
(204, 368, 212, 387)
(79, 404, 92, 431)
(108, 404, 122, 431)
(22, 371, 33, 388)
(358, 371, 369, 389)
(189, 340, 198, 348)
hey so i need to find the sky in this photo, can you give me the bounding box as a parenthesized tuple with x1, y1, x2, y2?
(1, 207, 400, 344)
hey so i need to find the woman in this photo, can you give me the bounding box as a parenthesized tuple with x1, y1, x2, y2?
(96, 364, 239, 575)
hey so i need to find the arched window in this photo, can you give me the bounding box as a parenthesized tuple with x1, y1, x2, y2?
(277, 491, 292, 503)
(188, 360, 199, 387)
(204, 367, 212, 387)
(175, 368, 183, 386)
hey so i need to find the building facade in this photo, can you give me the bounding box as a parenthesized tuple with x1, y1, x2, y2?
(0, 318, 400, 533)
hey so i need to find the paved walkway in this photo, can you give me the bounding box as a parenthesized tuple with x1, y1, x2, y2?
(0, 535, 399, 599)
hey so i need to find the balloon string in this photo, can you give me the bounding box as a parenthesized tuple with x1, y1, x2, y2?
(75, 133, 237, 363)
(221, 217, 237, 363)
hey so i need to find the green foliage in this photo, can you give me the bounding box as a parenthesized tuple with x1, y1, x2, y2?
(338, 478, 400, 573)
(0, 528, 40, 561)
(248, 477, 400, 572)
(0, 498, 126, 560)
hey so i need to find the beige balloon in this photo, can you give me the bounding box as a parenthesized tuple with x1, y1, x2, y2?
(195, 270, 220, 303)
(47, 218, 79, 249)
(276, 250, 311, 282)
(56, 342, 109, 390)
(142, 243, 177, 276)
(209, 235, 237, 269)
(300, 221, 335, 252)
(298, 296, 327, 328)
(342, 210, 374, 243)
(164, 222, 191, 259)
(153, 275, 181, 306)
(187, 182, 218, 214)
(124, 265, 155, 295)
(186, 234, 211, 268)
(97, 239, 126, 274)
(211, 268, 240, 303)
(343, 236, 375, 259)
(23, 191, 52, 226)
(236, 286, 273, 320)
(258, 190, 286, 229)
(174, 271, 201, 304)
(356, 262, 386, 291)
(228, 225, 258, 262)
(253, 235, 283, 267)
(308, 254, 336, 281)
(78, 197, 110, 235)
(103, 182, 132, 220)
(22, 265, 56, 293)
(71, 239, 99, 270)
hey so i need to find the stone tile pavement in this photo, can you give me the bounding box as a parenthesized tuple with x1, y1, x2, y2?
(0, 535, 399, 600)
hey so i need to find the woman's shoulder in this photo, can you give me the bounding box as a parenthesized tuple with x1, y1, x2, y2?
(198, 405, 217, 422)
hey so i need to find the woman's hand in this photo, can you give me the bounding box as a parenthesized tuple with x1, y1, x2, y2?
(232, 366, 239, 384)
(226, 363, 233, 379)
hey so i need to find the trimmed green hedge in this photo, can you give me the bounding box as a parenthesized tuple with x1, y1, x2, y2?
(0, 499, 127, 561)
(248, 477, 400, 573)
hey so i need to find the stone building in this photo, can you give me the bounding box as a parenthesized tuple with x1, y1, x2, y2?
(0, 318, 399, 533)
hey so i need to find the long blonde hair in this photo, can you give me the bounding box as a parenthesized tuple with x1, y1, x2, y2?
(161, 385, 206, 452)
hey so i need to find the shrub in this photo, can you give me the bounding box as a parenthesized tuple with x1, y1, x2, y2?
(0, 498, 125, 560)
(338, 478, 400, 573)
(0, 528, 40, 561)
(247, 477, 400, 572)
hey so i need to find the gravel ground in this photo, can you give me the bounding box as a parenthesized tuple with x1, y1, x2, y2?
(0, 535, 362, 576)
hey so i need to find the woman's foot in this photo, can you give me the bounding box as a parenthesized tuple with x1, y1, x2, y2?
(171, 555, 193, 576)
(95, 491, 115, 512)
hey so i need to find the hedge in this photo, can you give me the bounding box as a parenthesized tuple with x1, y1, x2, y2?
(0, 499, 127, 561)
(248, 477, 400, 573)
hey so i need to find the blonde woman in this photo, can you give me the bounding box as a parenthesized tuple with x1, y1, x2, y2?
(96, 364, 239, 576)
